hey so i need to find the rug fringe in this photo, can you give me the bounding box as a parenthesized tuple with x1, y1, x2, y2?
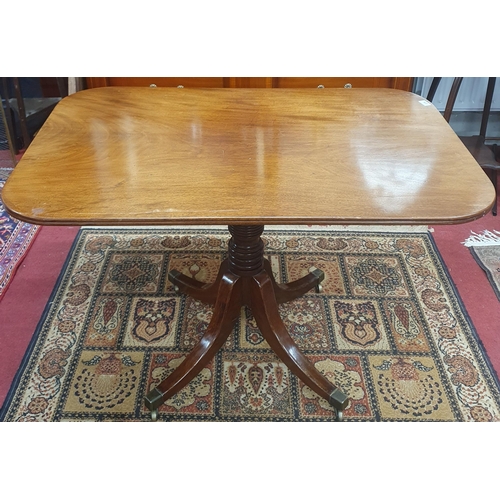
(463, 230, 500, 247)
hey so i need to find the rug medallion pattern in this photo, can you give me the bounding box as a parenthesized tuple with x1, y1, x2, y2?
(2, 228, 500, 421)
(0, 168, 39, 297)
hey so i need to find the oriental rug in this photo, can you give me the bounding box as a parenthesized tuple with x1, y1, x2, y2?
(470, 245, 500, 301)
(2, 228, 500, 422)
(463, 230, 500, 301)
(0, 168, 39, 298)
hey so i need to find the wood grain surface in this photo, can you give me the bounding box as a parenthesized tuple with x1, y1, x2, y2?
(2, 86, 495, 226)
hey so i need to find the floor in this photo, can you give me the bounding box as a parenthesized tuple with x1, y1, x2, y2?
(450, 111, 500, 141)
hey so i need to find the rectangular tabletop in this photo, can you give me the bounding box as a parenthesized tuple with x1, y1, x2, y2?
(2, 87, 495, 226)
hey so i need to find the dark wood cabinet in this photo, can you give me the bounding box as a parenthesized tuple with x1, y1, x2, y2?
(271, 77, 412, 90)
(86, 77, 413, 91)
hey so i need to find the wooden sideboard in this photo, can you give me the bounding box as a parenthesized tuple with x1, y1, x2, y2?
(86, 77, 413, 91)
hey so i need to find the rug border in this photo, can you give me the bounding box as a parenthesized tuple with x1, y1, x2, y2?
(0, 228, 83, 420)
(2, 227, 499, 421)
(468, 246, 500, 301)
(428, 233, 500, 390)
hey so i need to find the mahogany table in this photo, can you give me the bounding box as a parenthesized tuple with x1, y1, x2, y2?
(2, 87, 495, 421)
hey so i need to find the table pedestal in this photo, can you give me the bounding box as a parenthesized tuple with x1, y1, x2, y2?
(144, 225, 349, 421)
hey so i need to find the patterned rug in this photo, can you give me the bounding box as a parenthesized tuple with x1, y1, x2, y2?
(463, 230, 500, 301)
(469, 245, 500, 301)
(0, 168, 40, 297)
(2, 227, 500, 422)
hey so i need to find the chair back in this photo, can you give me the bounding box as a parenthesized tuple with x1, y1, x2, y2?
(427, 77, 496, 136)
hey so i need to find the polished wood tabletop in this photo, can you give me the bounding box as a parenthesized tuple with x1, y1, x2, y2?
(2, 86, 495, 226)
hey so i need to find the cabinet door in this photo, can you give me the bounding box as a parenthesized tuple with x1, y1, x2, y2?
(225, 78, 273, 88)
(272, 77, 413, 91)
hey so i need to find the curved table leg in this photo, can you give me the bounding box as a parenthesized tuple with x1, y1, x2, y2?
(263, 259, 325, 304)
(249, 271, 348, 415)
(168, 259, 229, 305)
(144, 271, 242, 416)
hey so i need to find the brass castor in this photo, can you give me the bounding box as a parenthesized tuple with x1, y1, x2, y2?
(173, 285, 180, 294)
(336, 410, 343, 422)
(151, 409, 159, 422)
(308, 266, 324, 293)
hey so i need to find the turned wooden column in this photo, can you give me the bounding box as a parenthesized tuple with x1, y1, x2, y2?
(227, 225, 265, 275)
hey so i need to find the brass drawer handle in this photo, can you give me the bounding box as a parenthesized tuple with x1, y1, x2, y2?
(177, 85, 184, 89)
(344, 83, 352, 89)
(317, 85, 325, 89)
(149, 84, 157, 88)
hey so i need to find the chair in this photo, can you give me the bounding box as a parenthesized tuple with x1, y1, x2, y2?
(0, 88, 17, 166)
(0, 77, 67, 153)
(427, 77, 500, 215)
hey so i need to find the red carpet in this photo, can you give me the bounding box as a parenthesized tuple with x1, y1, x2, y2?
(0, 225, 79, 404)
